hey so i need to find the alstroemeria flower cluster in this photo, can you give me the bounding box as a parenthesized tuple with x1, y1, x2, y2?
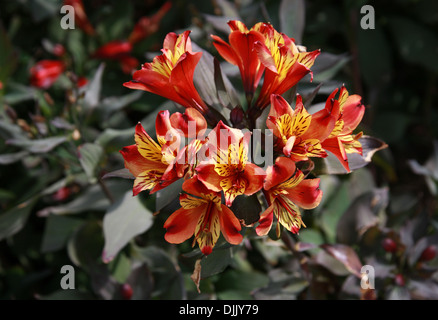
(120, 21, 366, 255)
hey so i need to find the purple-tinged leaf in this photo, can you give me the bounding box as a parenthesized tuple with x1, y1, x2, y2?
(320, 244, 363, 278)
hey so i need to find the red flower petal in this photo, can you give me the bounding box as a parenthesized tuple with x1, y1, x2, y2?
(241, 162, 266, 195)
(255, 204, 275, 236)
(286, 178, 323, 210)
(195, 164, 223, 192)
(170, 108, 207, 138)
(219, 204, 243, 245)
(164, 207, 203, 244)
(322, 137, 350, 172)
(341, 94, 365, 134)
(264, 157, 297, 190)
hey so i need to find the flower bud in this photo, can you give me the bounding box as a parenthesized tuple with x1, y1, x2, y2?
(230, 106, 244, 127)
(419, 245, 436, 262)
(121, 283, 133, 300)
(382, 237, 397, 253)
(30, 60, 65, 89)
(394, 274, 405, 287)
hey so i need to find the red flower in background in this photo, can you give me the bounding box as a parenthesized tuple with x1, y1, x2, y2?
(128, 1, 172, 45)
(164, 176, 243, 255)
(63, 0, 95, 36)
(92, 40, 133, 60)
(256, 157, 322, 237)
(91, 40, 139, 74)
(123, 31, 208, 113)
(30, 60, 65, 89)
(76, 76, 88, 88)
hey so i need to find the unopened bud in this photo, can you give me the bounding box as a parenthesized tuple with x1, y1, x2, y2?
(230, 106, 244, 127)
(419, 245, 436, 262)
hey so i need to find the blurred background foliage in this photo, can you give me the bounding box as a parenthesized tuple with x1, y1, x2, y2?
(0, 0, 437, 300)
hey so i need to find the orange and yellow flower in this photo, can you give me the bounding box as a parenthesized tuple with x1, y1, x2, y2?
(253, 25, 320, 110)
(196, 121, 266, 206)
(267, 94, 327, 162)
(124, 31, 208, 114)
(120, 108, 208, 196)
(256, 157, 322, 237)
(120, 120, 175, 196)
(164, 176, 243, 255)
(308, 86, 365, 172)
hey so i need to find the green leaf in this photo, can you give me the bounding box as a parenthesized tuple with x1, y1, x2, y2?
(230, 194, 262, 226)
(83, 63, 105, 110)
(27, 0, 59, 22)
(78, 143, 104, 183)
(0, 199, 36, 241)
(36, 289, 94, 300)
(0, 25, 17, 89)
(279, 0, 306, 44)
(312, 52, 350, 83)
(213, 57, 238, 110)
(108, 252, 131, 283)
(97, 91, 143, 119)
(215, 269, 269, 299)
(336, 188, 388, 245)
(192, 42, 239, 116)
(130, 245, 185, 299)
(320, 244, 363, 278)
(388, 16, 438, 73)
(40, 215, 83, 253)
(6, 136, 67, 153)
(3, 83, 37, 105)
(201, 247, 234, 278)
(126, 264, 154, 300)
(155, 178, 183, 213)
(318, 180, 351, 242)
(37, 179, 131, 216)
(102, 168, 135, 180)
(67, 220, 104, 269)
(357, 22, 392, 87)
(102, 191, 154, 263)
(0, 151, 30, 165)
(253, 268, 309, 299)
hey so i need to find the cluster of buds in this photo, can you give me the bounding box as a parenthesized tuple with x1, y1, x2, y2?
(121, 21, 366, 255)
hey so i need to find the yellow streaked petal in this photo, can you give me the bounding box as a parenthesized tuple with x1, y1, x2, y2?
(274, 195, 306, 236)
(134, 169, 164, 192)
(135, 130, 163, 163)
(276, 114, 294, 140)
(341, 133, 363, 154)
(220, 176, 247, 206)
(337, 87, 349, 111)
(180, 194, 207, 209)
(291, 104, 311, 137)
(328, 119, 344, 139)
(276, 170, 305, 190)
(194, 203, 220, 255)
